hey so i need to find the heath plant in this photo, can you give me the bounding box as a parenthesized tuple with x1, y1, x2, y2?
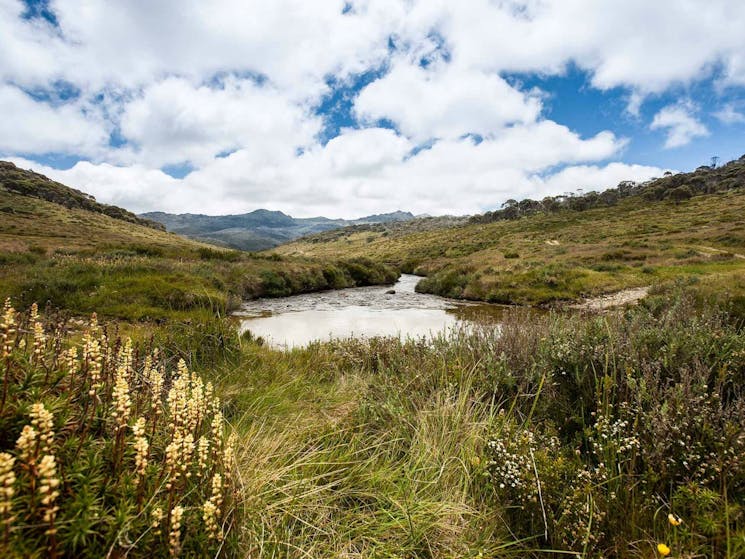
(0, 298, 238, 557)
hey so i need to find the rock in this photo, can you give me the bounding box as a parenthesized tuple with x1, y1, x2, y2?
(385, 289, 396, 295)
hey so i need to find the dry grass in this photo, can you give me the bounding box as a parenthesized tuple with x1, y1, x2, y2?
(277, 190, 745, 304)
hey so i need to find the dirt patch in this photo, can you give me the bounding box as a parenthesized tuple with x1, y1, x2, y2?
(571, 286, 650, 311)
(693, 245, 745, 260)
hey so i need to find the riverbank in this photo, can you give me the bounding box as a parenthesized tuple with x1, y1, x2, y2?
(224, 284, 745, 558)
(277, 187, 745, 307)
(236, 274, 505, 348)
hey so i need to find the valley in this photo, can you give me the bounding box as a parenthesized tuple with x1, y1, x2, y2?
(0, 158, 743, 558)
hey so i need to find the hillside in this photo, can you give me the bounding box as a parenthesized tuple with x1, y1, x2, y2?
(141, 208, 416, 251)
(0, 168, 397, 321)
(0, 187, 207, 256)
(0, 160, 164, 230)
(277, 155, 745, 305)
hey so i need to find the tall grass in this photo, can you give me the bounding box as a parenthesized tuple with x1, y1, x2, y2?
(1, 289, 742, 557)
(220, 292, 744, 558)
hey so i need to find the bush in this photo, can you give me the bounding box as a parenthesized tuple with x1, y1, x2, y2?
(197, 247, 243, 262)
(0, 300, 238, 557)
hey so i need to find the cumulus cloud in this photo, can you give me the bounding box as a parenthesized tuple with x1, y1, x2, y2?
(436, 0, 745, 95)
(651, 102, 709, 149)
(1, 0, 741, 216)
(355, 58, 541, 141)
(118, 77, 321, 167)
(10, 123, 648, 217)
(1, 0, 399, 98)
(0, 85, 109, 155)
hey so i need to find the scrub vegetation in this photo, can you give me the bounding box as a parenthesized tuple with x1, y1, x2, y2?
(279, 155, 745, 306)
(1, 160, 744, 557)
(0, 175, 397, 322)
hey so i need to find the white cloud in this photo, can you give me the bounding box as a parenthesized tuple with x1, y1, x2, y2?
(9, 123, 645, 218)
(4, 1, 745, 104)
(0, 85, 109, 155)
(1, 0, 741, 218)
(651, 102, 709, 148)
(437, 0, 745, 96)
(355, 57, 541, 141)
(8, 156, 184, 212)
(1, 0, 399, 98)
(535, 163, 669, 196)
(713, 104, 745, 124)
(118, 77, 321, 167)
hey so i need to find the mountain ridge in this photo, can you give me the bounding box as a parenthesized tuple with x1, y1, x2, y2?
(140, 209, 416, 251)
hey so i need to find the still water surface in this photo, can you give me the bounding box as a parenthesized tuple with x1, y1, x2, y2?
(236, 274, 508, 349)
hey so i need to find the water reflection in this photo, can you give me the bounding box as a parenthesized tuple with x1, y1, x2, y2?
(236, 274, 509, 349)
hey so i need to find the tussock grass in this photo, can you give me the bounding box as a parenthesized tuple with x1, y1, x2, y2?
(212, 290, 745, 558)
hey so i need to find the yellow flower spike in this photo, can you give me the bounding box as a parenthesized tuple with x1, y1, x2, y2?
(668, 513, 682, 526)
(657, 543, 671, 556)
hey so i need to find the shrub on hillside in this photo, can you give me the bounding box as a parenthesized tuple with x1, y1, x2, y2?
(0, 300, 238, 557)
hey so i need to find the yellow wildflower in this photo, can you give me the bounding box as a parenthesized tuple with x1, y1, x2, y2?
(15, 425, 38, 463)
(657, 543, 671, 556)
(169, 505, 184, 557)
(0, 452, 15, 518)
(668, 513, 682, 526)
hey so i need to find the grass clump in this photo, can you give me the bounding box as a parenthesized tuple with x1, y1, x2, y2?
(0, 299, 238, 557)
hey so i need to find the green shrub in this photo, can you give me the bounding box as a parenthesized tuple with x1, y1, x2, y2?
(0, 300, 239, 557)
(197, 247, 242, 261)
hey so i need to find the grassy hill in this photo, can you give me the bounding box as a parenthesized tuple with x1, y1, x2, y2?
(1, 160, 164, 230)
(278, 157, 745, 306)
(0, 166, 397, 321)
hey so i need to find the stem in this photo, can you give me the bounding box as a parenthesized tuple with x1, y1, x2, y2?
(0, 355, 9, 415)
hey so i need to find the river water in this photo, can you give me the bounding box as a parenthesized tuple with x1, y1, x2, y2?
(236, 274, 509, 349)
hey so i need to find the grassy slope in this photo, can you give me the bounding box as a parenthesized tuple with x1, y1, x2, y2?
(0, 188, 204, 255)
(2, 161, 743, 559)
(277, 189, 745, 304)
(0, 160, 164, 230)
(0, 188, 397, 322)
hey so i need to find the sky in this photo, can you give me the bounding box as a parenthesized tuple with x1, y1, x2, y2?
(1, 0, 745, 218)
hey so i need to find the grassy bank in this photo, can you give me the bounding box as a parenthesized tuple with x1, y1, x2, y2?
(0, 187, 398, 322)
(205, 284, 743, 558)
(278, 188, 745, 306)
(0, 250, 397, 322)
(1, 270, 743, 558)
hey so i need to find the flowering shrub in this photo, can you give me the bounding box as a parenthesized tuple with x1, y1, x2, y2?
(477, 293, 745, 557)
(0, 298, 237, 557)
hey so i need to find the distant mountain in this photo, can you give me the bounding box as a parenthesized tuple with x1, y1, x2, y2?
(0, 161, 164, 231)
(140, 209, 416, 251)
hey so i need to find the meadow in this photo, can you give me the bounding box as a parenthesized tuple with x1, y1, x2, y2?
(1, 163, 744, 557)
(278, 183, 745, 307)
(0, 189, 397, 322)
(2, 281, 742, 558)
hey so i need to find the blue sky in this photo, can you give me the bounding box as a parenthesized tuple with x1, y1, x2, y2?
(1, 1, 744, 217)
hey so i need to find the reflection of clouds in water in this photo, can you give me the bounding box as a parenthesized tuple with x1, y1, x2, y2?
(236, 274, 513, 349)
(240, 307, 462, 349)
